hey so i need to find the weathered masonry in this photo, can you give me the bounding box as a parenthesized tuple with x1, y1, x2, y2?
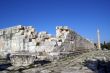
(0, 25, 95, 66)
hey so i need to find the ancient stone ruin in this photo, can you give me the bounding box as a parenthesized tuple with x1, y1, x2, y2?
(0, 25, 95, 67)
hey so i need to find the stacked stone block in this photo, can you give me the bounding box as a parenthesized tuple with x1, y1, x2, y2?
(0, 25, 95, 66)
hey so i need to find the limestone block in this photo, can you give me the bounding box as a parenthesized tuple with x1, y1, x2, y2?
(0, 30, 3, 35)
(19, 30, 24, 35)
(30, 28, 35, 32)
(32, 39, 36, 43)
(57, 42, 62, 46)
(10, 52, 36, 67)
(38, 31, 48, 38)
(28, 46, 36, 52)
(31, 34, 36, 39)
(0, 39, 4, 51)
(12, 28, 17, 33)
(28, 41, 36, 46)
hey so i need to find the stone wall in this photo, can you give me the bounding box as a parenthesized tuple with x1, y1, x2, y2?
(55, 26, 94, 51)
(0, 25, 95, 58)
(0, 25, 37, 56)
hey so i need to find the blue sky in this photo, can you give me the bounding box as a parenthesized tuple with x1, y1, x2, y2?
(0, 0, 110, 43)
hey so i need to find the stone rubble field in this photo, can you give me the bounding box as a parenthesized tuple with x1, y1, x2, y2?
(0, 50, 110, 73)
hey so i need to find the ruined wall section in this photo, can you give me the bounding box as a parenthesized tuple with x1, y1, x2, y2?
(0, 25, 37, 55)
(56, 26, 94, 52)
(35, 26, 95, 58)
(0, 25, 95, 58)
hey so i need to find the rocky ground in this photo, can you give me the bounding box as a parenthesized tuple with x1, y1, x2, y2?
(0, 50, 110, 73)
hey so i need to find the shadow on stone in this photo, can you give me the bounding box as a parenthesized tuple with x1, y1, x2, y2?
(17, 68, 24, 73)
(84, 60, 110, 73)
(0, 63, 12, 71)
(6, 53, 11, 61)
(34, 60, 51, 66)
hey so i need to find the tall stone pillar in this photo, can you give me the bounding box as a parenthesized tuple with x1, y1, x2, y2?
(97, 29, 101, 49)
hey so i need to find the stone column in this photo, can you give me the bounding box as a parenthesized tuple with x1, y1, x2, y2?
(97, 29, 101, 50)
